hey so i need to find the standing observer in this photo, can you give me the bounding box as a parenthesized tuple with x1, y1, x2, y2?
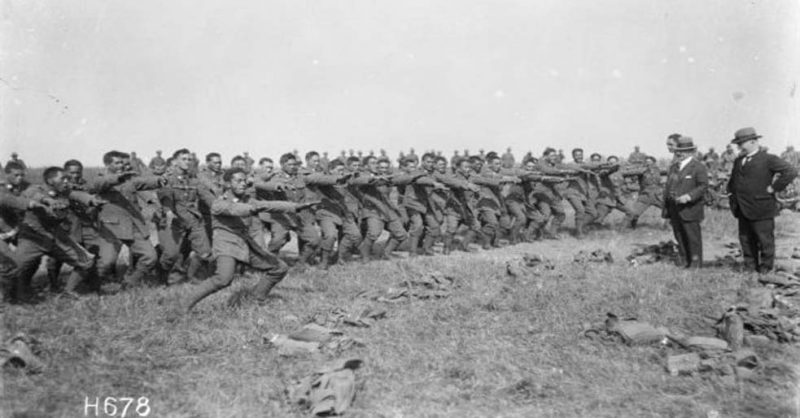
(663, 136, 708, 268)
(727, 127, 798, 273)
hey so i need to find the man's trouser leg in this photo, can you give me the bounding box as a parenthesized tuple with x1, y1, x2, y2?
(506, 201, 526, 244)
(157, 224, 181, 281)
(683, 221, 703, 268)
(421, 212, 442, 255)
(359, 217, 384, 262)
(296, 219, 321, 266)
(669, 215, 690, 267)
(406, 210, 424, 256)
(626, 198, 650, 229)
(11, 238, 46, 301)
(183, 255, 237, 312)
(594, 203, 611, 225)
(0, 240, 17, 301)
(479, 211, 499, 249)
(751, 218, 775, 272)
(443, 214, 460, 254)
(737, 217, 760, 271)
(382, 217, 408, 258)
(338, 216, 362, 263)
(318, 218, 338, 267)
(564, 193, 587, 237)
(123, 234, 157, 287)
(267, 221, 291, 254)
(45, 257, 63, 291)
(250, 250, 290, 300)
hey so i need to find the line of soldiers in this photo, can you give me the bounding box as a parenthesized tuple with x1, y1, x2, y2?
(1, 138, 794, 310)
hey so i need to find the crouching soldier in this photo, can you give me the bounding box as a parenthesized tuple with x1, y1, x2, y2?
(13, 167, 103, 301)
(180, 168, 318, 312)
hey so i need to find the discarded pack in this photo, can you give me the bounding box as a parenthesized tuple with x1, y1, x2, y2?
(583, 313, 668, 345)
(0, 333, 45, 374)
(356, 271, 458, 302)
(288, 358, 362, 416)
(522, 253, 555, 269)
(290, 323, 343, 343)
(506, 254, 555, 278)
(626, 241, 679, 266)
(573, 249, 614, 264)
(666, 349, 759, 377)
(265, 333, 321, 356)
(759, 273, 800, 288)
(310, 306, 388, 328)
(736, 308, 800, 343)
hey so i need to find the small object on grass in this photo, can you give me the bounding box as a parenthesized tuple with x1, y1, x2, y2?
(288, 358, 363, 416)
(666, 353, 701, 376)
(0, 333, 45, 374)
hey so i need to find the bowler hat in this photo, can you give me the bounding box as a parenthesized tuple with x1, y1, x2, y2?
(731, 127, 761, 144)
(673, 136, 696, 152)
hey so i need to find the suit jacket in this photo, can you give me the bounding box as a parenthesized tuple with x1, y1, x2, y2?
(663, 157, 708, 222)
(727, 150, 798, 220)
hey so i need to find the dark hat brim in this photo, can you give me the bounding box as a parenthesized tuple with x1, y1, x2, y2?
(731, 134, 761, 144)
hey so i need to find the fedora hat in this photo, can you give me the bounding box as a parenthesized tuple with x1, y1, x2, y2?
(674, 136, 696, 152)
(731, 127, 761, 144)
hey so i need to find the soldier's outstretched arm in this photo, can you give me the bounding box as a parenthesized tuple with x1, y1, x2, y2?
(254, 177, 291, 192)
(210, 198, 257, 216)
(132, 175, 165, 191)
(0, 193, 36, 211)
(302, 172, 340, 186)
(253, 200, 303, 213)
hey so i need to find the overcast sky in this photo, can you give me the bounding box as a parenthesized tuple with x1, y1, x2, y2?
(1, 0, 798, 166)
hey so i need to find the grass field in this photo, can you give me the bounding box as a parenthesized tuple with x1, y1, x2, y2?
(2, 208, 799, 417)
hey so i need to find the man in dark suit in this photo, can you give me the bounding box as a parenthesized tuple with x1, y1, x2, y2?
(663, 136, 708, 268)
(727, 127, 798, 273)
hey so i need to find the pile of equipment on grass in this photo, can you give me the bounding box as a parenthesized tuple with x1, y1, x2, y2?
(573, 249, 614, 264)
(356, 271, 458, 302)
(287, 358, 363, 416)
(626, 241, 679, 266)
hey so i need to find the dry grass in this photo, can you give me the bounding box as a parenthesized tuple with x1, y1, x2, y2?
(2, 206, 799, 417)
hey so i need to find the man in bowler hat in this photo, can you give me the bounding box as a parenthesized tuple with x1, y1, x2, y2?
(727, 127, 797, 273)
(663, 136, 708, 268)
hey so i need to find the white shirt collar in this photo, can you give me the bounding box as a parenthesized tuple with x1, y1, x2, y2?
(745, 149, 759, 158)
(678, 156, 693, 171)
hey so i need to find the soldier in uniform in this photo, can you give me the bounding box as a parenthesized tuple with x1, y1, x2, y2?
(157, 149, 215, 284)
(622, 155, 664, 229)
(46, 159, 117, 294)
(88, 151, 165, 287)
(628, 146, 647, 164)
(254, 153, 322, 268)
(149, 150, 165, 172)
(0, 192, 49, 301)
(501, 147, 515, 169)
(535, 148, 576, 238)
(13, 167, 102, 301)
(311, 158, 364, 267)
(350, 156, 414, 261)
(474, 154, 519, 249)
(7, 152, 27, 171)
(562, 148, 598, 238)
(442, 157, 481, 253)
(1, 162, 29, 251)
(180, 168, 314, 312)
(400, 153, 447, 256)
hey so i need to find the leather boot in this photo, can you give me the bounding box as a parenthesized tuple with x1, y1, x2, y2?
(382, 238, 401, 259)
(253, 275, 283, 302)
(421, 235, 436, 256)
(407, 233, 421, 257)
(358, 239, 374, 263)
(574, 215, 586, 238)
(442, 235, 453, 255)
(462, 230, 477, 252)
(320, 250, 332, 270)
(181, 280, 221, 312)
